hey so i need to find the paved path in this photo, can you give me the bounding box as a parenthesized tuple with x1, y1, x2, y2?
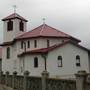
(0, 84, 14, 90)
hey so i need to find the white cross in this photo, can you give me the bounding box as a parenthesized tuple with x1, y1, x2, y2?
(43, 18, 46, 24)
(13, 5, 17, 13)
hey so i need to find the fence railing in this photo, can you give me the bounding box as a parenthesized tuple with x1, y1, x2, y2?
(0, 70, 90, 90)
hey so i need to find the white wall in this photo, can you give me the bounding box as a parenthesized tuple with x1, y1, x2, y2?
(17, 37, 68, 53)
(3, 19, 27, 42)
(2, 43, 20, 74)
(19, 54, 45, 76)
(47, 43, 89, 78)
(16, 43, 90, 77)
(2, 42, 90, 77)
(2, 46, 14, 74)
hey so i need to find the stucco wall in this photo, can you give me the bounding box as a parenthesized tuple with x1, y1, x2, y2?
(47, 43, 89, 77)
(2, 42, 90, 77)
(3, 19, 27, 42)
(19, 54, 45, 76)
(17, 37, 66, 52)
(2, 44, 20, 74)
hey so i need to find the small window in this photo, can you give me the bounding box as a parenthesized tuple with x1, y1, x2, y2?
(6, 47, 10, 59)
(20, 21, 24, 31)
(62, 40, 64, 43)
(34, 57, 38, 68)
(27, 41, 30, 48)
(47, 40, 50, 47)
(21, 41, 24, 49)
(76, 55, 80, 67)
(7, 20, 13, 31)
(58, 56, 62, 67)
(34, 40, 37, 48)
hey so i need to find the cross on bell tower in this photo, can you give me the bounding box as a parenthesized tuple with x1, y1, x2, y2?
(2, 6, 28, 42)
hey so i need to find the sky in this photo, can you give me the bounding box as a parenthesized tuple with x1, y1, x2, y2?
(0, 0, 90, 48)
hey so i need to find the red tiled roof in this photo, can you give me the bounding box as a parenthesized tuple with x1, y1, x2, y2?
(16, 24, 80, 42)
(2, 13, 28, 22)
(18, 40, 89, 57)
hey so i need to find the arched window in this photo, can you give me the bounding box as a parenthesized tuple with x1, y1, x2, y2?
(58, 56, 62, 67)
(76, 55, 80, 67)
(34, 57, 38, 68)
(6, 47, 10, 59)
(20, 21, 24, 31)
(7, 20, 13, 31)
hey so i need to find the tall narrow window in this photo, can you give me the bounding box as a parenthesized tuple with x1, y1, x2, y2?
(7, 20, 13, 31)
(34, 40, 37, 48)
(6, 47, 10, 59)
(21, 41, 24, 49)
(58, 56, 62, 67)
(47, 40, 50, 47)
(20, 21, 24, 31)
(34, 57, 38, 68)
(27, 41, 30, 48)
(76, 55, 80, 67)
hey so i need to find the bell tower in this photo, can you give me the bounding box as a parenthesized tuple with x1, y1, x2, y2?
(2, 13, 28, 42)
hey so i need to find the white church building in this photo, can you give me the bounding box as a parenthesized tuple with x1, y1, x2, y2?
(1, 13, 90, 78)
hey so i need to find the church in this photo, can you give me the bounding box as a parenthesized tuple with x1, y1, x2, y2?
(1, 12, 90, 78)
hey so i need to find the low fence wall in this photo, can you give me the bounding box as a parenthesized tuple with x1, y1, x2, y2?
(0, 70, 90, 90)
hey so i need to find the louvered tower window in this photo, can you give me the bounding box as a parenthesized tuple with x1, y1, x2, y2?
(7, 20, 13, 31)
(20, 21, 24, 31)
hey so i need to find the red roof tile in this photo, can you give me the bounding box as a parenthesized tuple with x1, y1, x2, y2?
(16, 24, 80, 42)
(2, 13, 28, 22)
(18, 40, 88, 57)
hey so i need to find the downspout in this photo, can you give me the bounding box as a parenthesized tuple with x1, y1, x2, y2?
(41, 53, 48, 71)
(23, 42, 26, 72)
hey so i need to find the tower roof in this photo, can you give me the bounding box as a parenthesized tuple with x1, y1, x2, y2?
(16, 24, 80, 42)
(2, 13, 28, 22)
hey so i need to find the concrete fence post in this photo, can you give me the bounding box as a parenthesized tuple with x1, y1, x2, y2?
(12, 71, 17, 89)
(5, 71, 9, 86)
(41, 70, 49, 90)
(23, 71, 30, 90)
(75, 70, 88, 90)
(0, 71, 3, 84)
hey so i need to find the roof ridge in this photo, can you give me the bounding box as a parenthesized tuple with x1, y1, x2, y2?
(40, 24, 46, 35)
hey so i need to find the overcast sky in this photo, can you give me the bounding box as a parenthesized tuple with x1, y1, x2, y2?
(0, 0, 90, 48)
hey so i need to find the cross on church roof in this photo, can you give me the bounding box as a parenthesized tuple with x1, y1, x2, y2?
(42, 18, 46, 24)
(13, 5, 17, 13)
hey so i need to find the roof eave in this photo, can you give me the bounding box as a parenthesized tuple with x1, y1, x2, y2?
(15, 36, 70, 40)
(2, 17, 28, 22)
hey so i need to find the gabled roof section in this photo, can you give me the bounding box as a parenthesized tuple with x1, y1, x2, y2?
(2, 13, 28, 22)
(18, 40, 89, 57)
(16, 24, 80, 42)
